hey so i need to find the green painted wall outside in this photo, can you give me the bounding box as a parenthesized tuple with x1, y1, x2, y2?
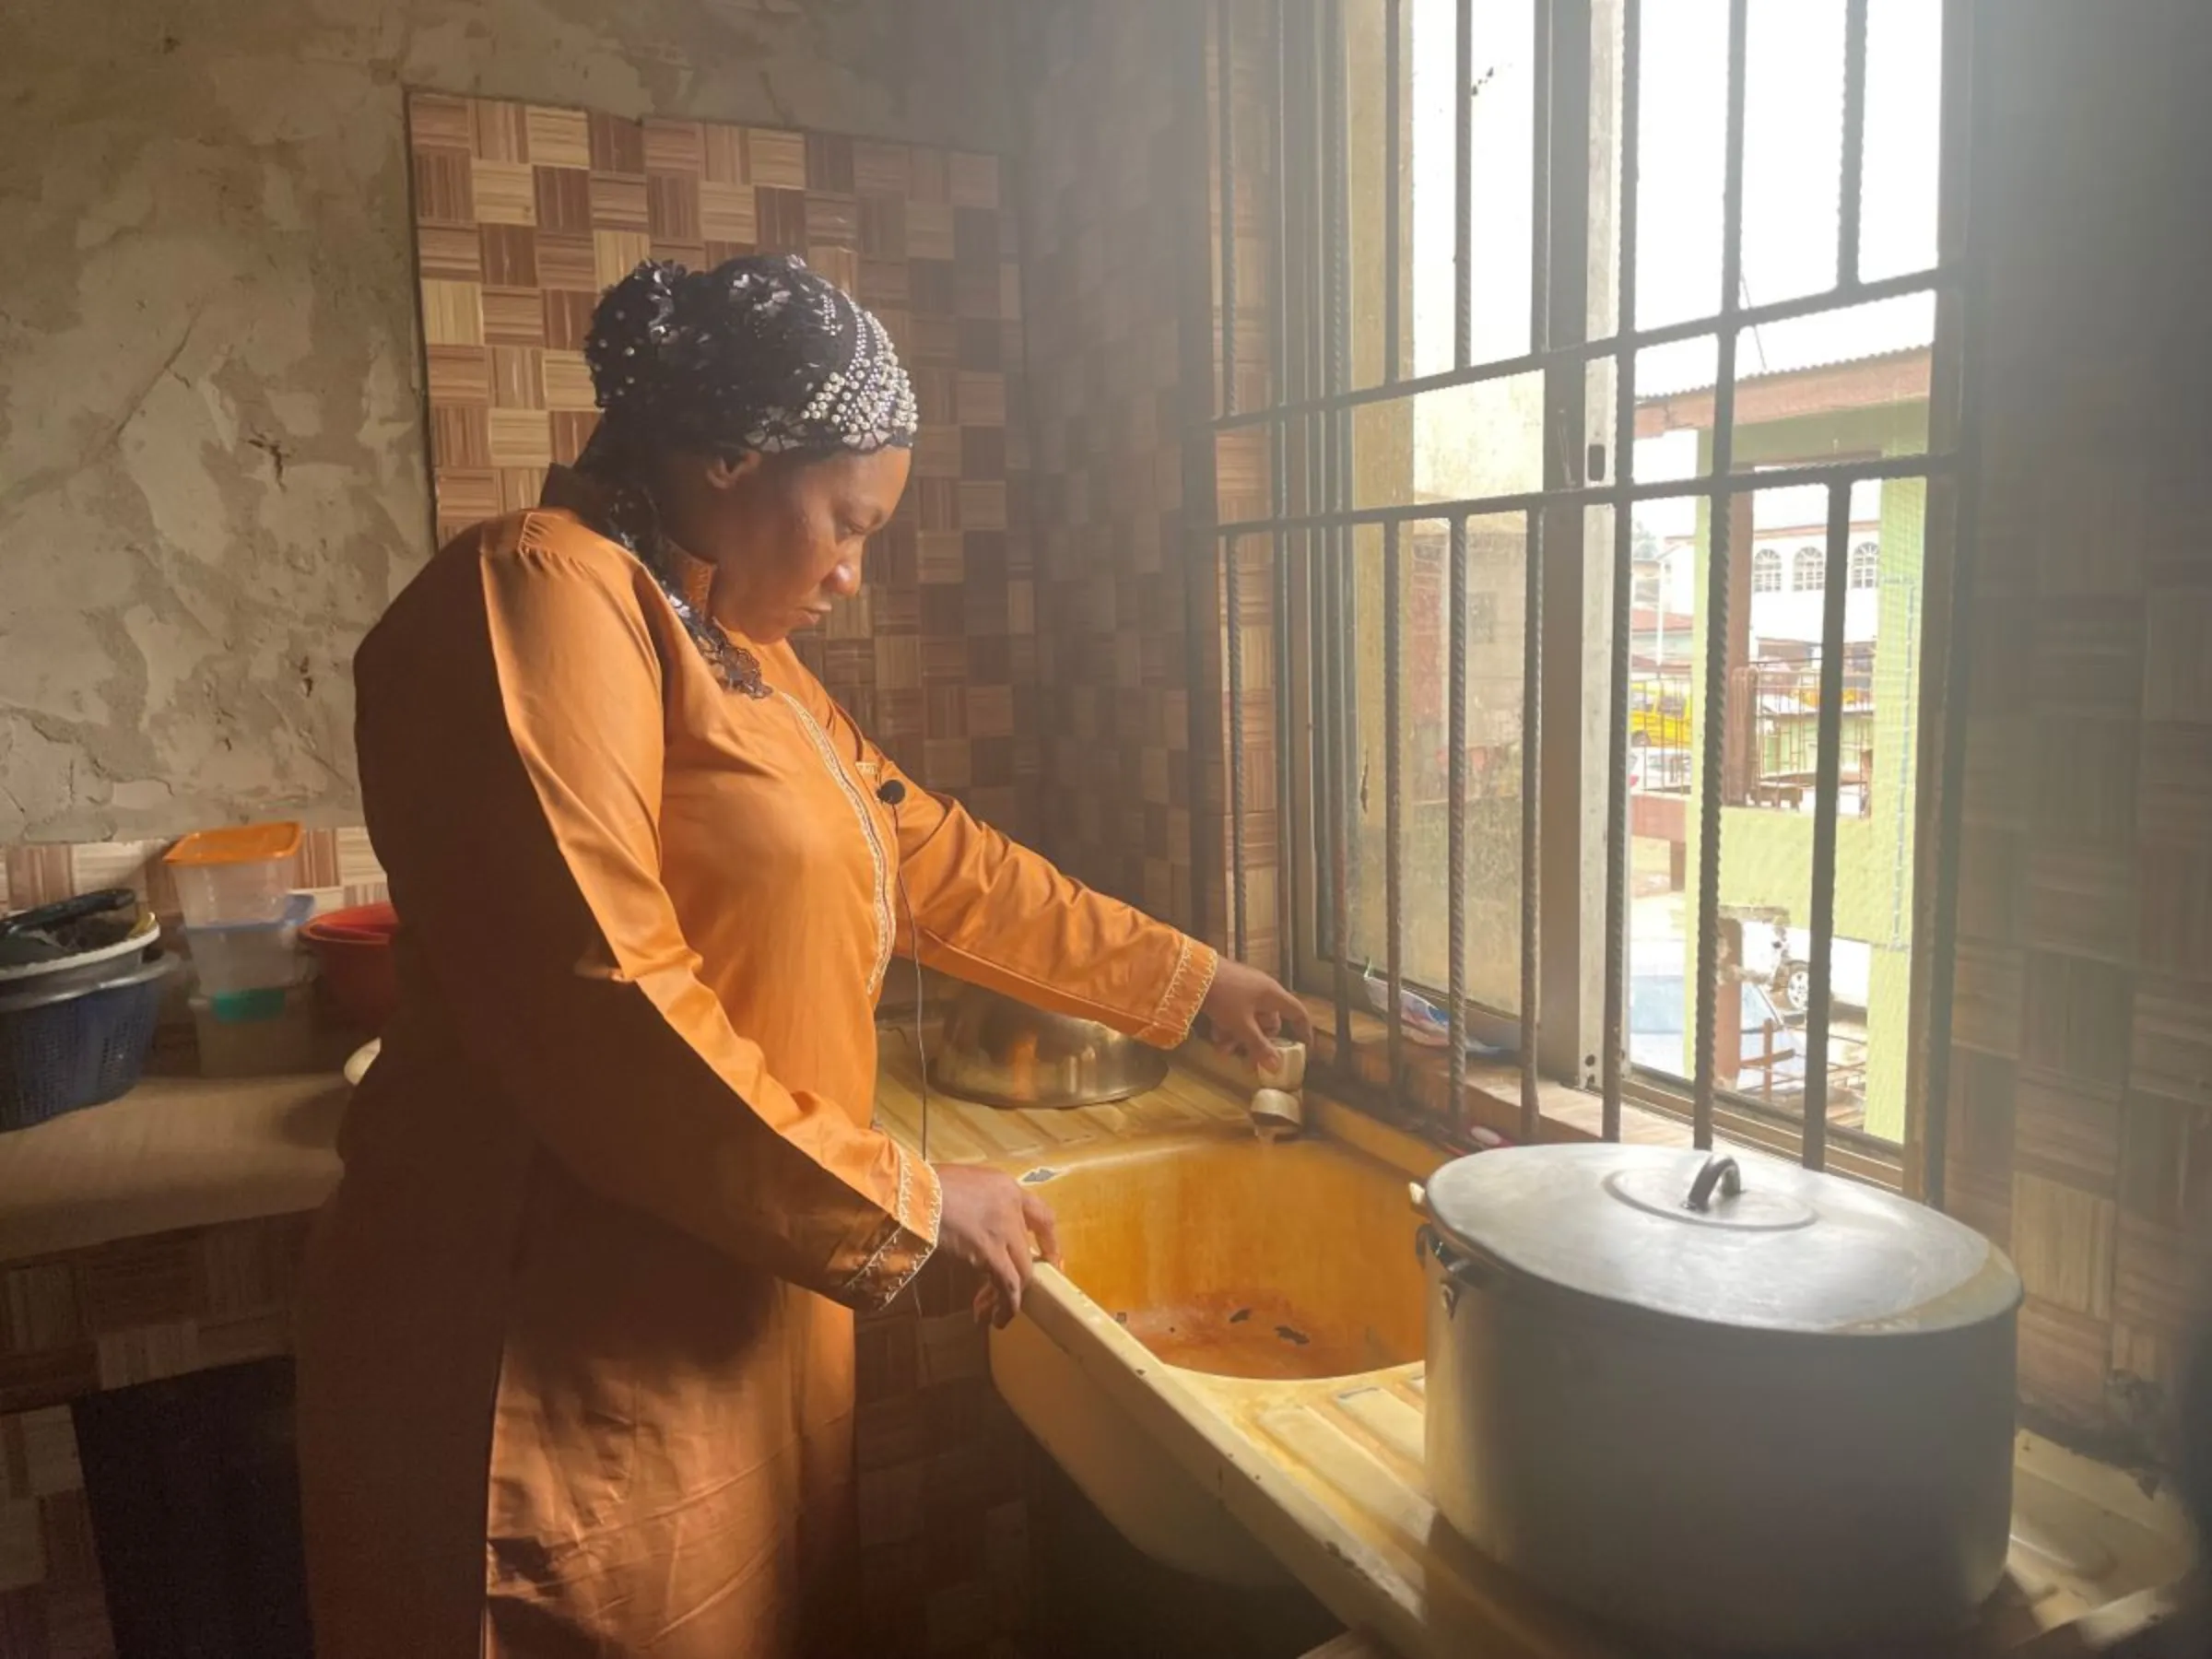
(1677, 394, 1929, 1141)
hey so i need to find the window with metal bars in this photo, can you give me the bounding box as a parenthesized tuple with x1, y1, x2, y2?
(1206, 0, 1976, 1189)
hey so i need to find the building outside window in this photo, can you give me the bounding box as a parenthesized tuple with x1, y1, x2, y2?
(1850, 538, 1880, 588)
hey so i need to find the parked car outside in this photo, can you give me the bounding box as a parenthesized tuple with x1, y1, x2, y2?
(1629, 968, 1805, 1097)
(1736, 923, 1873, 1015)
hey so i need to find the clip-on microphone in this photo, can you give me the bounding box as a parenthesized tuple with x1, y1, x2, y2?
(875, 778, 931, 1160)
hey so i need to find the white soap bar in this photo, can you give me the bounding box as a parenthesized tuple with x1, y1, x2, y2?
(1263, 1039, 1307, 1089)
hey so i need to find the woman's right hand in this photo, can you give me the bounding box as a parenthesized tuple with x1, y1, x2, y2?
(934, 1164, 1060, 1327)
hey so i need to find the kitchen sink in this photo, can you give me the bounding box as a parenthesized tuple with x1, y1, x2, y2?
(972, 1093, 2193, 1657)
(988, 1128, 1428, 1585)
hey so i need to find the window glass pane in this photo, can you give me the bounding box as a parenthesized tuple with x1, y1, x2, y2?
(1347, 515, 1524, 1015)
(1858, 0, 1943, 282)
(1224, 534, 1285, 971)
(1634, 0, 1730, 332)
(1623, 474, 1919, 1141)
(1632, 335, 1718, 482)
(1728, 292, 1936, 462)
(1624, 472, 1700, 1080)
(1344, 0, 1394, 387)
(1408, 0, 1537, 373)
(1741, 0, 1845, 307)
(1351, 374, 1546, 510)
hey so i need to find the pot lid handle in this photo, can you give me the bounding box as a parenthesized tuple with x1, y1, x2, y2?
(1683, 1154, 1742, 1214)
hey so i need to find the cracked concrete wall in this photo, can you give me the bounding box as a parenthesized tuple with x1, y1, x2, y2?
(0, 0, 1016, 841)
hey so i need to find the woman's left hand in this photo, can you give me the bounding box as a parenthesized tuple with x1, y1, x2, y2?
(1201, 959, 1311, 1075)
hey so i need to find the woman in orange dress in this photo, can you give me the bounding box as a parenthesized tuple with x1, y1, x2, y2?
(293, 254, 1305, 1658)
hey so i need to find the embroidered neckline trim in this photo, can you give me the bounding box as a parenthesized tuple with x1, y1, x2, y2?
(776, 691, 895, 998)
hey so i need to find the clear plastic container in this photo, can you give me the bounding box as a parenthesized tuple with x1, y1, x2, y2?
(191, 981, 318, 1077)
(164, 821, 303, 928)
(184, 893, 313, 995)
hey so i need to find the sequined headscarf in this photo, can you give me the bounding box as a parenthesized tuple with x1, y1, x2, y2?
(571, 254, 918, 696)
(583, 254, 918, 461)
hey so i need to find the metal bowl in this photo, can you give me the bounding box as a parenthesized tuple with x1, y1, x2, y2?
(925, 982, 1168, 1110)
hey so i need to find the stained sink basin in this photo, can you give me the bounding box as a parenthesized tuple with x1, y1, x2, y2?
(988, 1129, 1427, 1585)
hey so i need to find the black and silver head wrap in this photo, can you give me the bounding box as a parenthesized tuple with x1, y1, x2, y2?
(574, 253, 919, 695)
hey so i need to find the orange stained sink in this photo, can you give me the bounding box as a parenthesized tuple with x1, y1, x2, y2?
(969, 1088, 2194, 1657)
(1029, 1132, 1427, 1381)
(987, 1124, 1430, 1587)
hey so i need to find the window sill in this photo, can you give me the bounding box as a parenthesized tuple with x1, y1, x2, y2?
(1183, 994, 1905, 1189)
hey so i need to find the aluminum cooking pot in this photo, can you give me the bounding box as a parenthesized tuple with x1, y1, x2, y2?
(1413, 1143, 2021, 1653)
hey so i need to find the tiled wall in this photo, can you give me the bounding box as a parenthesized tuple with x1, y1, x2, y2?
(1204, 0, 1288, 972)
(0, 1214, 312, 1656)
(1017, 1, 1212, 933)
(408, 91, 1042, 845)
(1939, 0, 2212, 1465)
(1012, 0, 1288, 973)
(852, 1261, 1033, 1657)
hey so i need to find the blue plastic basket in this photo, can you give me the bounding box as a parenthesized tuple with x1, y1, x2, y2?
(0, 953, 173, 1133)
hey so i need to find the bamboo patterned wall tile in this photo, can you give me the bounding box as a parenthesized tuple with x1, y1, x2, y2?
(0, 1213, 313, 1654)
(1943, 8, 2212, 1465)
(407, 92, 1037, 841)
(1018, 0, 1219, 932)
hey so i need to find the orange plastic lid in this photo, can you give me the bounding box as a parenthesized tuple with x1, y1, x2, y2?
(164, 821, 304, 866)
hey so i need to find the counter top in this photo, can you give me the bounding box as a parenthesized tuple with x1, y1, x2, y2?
(0, 1072, 347, 1265)
(0, 1030, 1248, 1269)
(1190, 1365, 2194, 1658)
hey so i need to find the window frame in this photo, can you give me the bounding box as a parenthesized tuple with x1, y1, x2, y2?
(1204, 0, 1982, 1195)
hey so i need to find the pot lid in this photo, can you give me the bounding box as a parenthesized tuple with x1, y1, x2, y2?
(1421, 1144, 2020, 1336)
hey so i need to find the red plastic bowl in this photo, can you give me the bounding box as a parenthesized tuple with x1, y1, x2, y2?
(301, 902, 399, 1033)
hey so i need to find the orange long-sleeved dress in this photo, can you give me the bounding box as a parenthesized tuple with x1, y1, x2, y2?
(293, 500, 1215, 1658)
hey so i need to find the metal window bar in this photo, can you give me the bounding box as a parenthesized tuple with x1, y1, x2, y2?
(1447, 513, 1469, 1132)
(1801, 483, 1854, 1171)
(1600, 0, 1642, 1145)
(1209, 0, 1971, 1181)
(1918, 0, 1986, 1209)
(1213, 264, 1946, 433)
(1218, 2, 1249, 964)
(1383, 0, 1403, 385)
(1839, 0, 1869, 290)
(1530, 0, 1555, 356)
(1690, 0, 1752, 1153)
(1520, 0, 1557, 1140)
(1325, 0, 1357, 1053)
(1295, 0, 1334, 1027)
(1219, 3, 1241, 424)
(1383, 519, 1406, 1102)
(1218, 452, 1949, 540)
(1454, 0, 1474, 371)
(1271, 0, 1299, 992)
(1521, 506, 1543, 1139)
